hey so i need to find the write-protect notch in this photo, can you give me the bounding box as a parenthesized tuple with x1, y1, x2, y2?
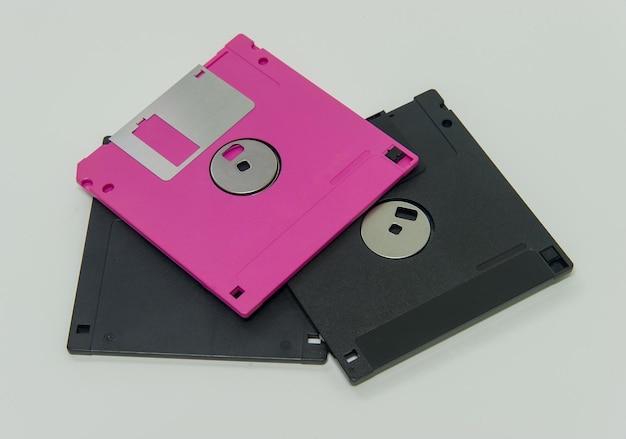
(110, 66, 255, 181)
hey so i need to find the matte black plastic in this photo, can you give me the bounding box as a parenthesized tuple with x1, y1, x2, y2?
(288, 90, 573, 384)
(67, 200, 327, 363)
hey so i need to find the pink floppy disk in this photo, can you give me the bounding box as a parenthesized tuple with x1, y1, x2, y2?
(76, 34, 418, 317)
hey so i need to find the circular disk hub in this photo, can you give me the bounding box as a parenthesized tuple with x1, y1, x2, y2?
(360, 200, 432, 259)
(210, 139, 280, 195)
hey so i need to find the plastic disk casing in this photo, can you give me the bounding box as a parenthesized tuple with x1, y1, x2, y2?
(76, 34, 418, 317)
(67, 200, 327, 363)
(288, 90, 573, 384)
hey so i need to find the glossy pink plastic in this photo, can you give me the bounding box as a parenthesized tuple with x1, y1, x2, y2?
(76, 34, 418, 317)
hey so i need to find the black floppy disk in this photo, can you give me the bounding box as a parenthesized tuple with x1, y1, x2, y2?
(288, 90, 572, 384)
(67, 200, 327, 363)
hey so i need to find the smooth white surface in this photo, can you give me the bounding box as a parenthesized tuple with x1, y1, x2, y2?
(1, 1, 625, 438)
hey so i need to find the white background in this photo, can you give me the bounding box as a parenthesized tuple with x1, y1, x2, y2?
(1, 1, 625, 438)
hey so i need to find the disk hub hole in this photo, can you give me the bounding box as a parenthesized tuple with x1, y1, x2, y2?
(237, 160, 251, 172)
(389, 224, 403, 235)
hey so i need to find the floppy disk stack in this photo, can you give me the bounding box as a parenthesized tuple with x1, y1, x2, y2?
(68, 34, 572, 384)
